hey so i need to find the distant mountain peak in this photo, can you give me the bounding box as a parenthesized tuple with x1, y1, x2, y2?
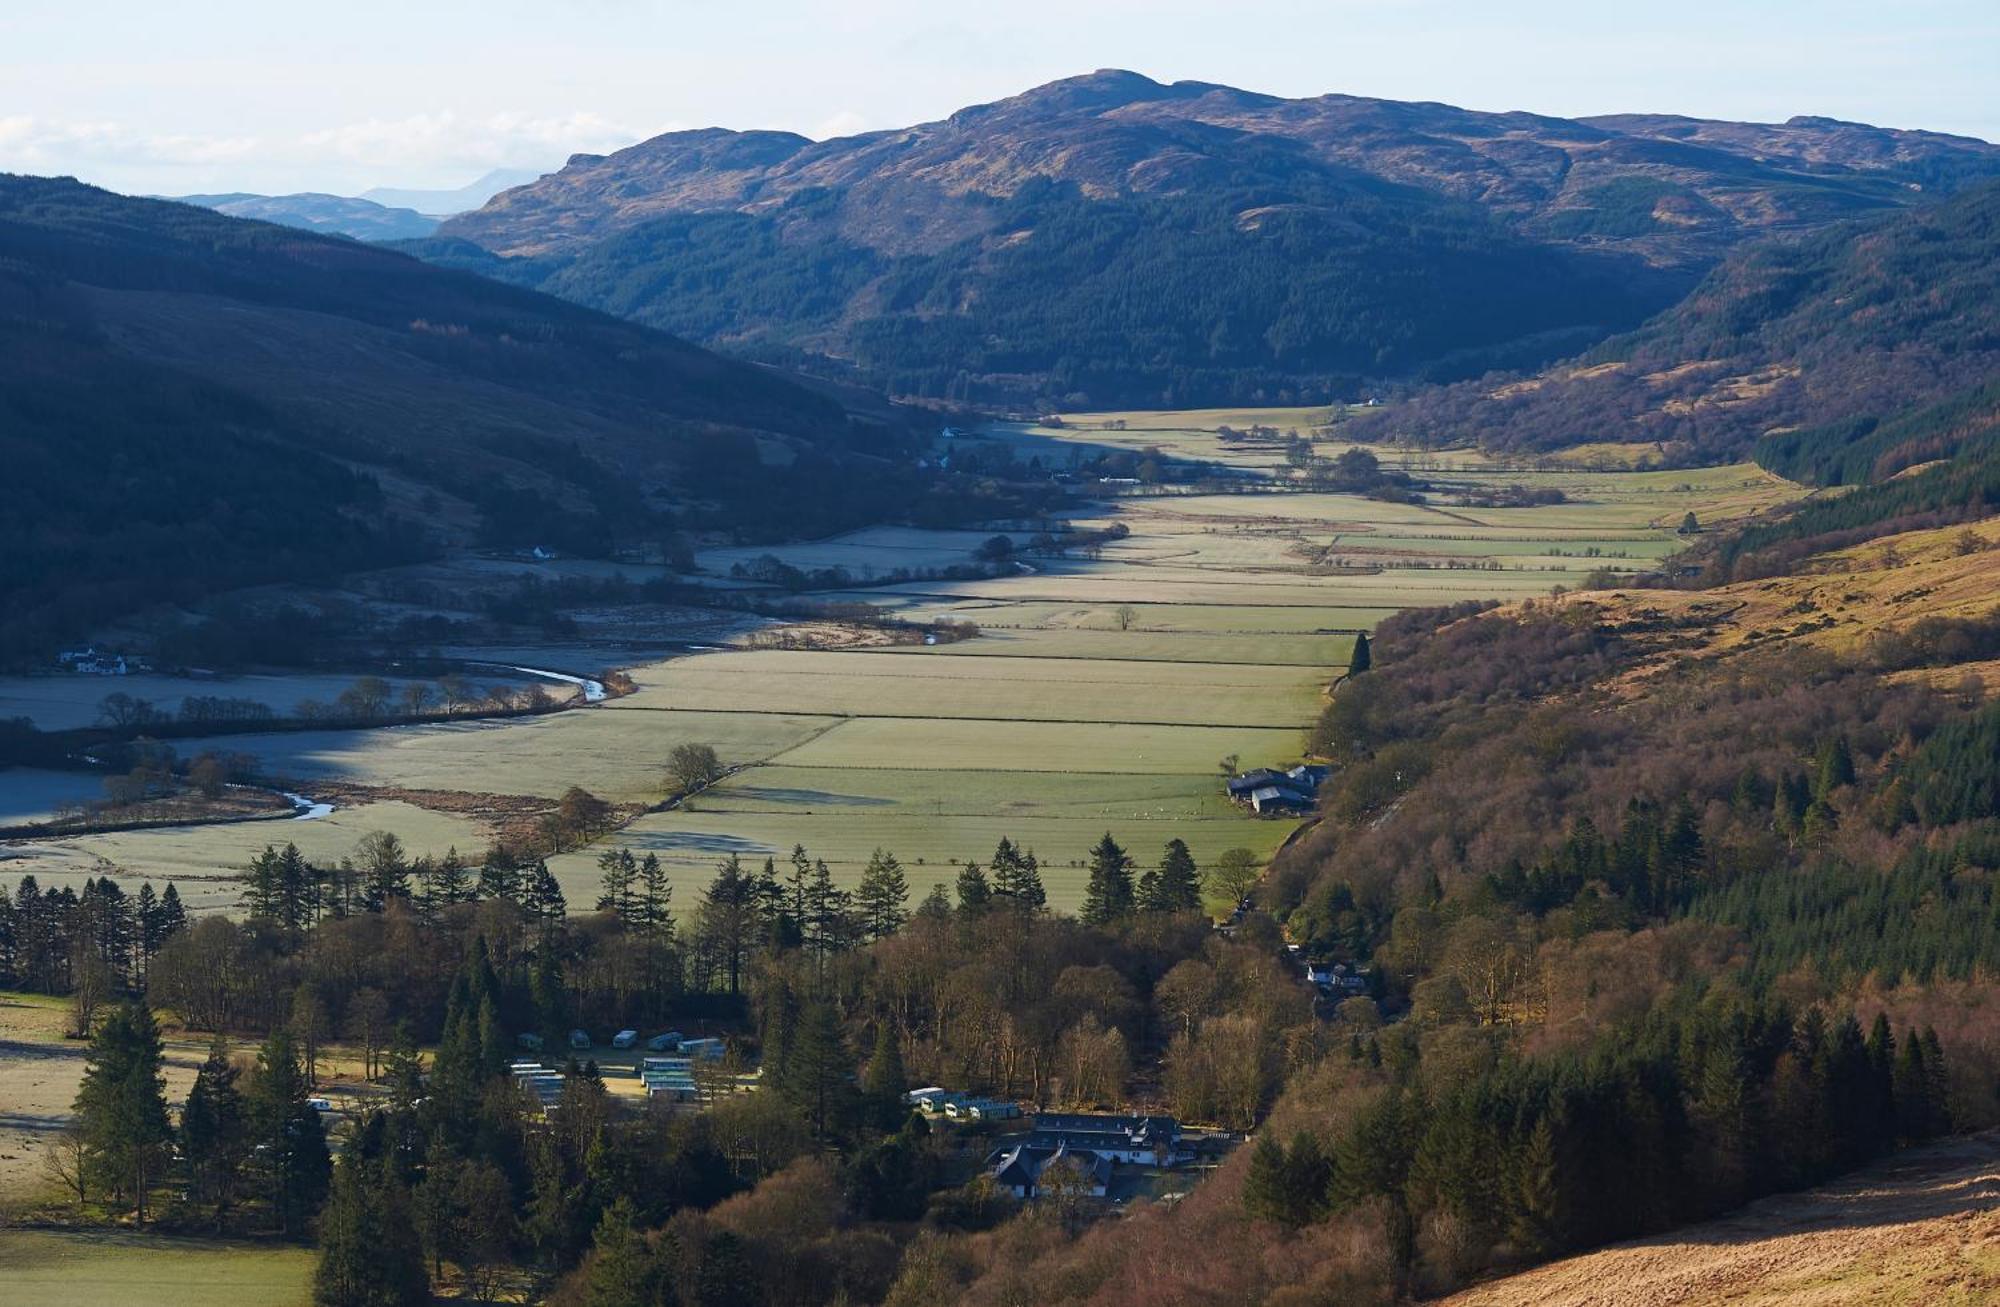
(428, 74, 2000, 409)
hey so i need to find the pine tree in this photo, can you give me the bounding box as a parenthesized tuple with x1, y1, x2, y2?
(1142, 839, 1202, 912)
(1865, 1014, 1898, 1150)
(357, 831, 412, 913)
(780, 1000, 855, 1141)
(74, 1000, 172, 1223)
(1893, 1026, 1930, 1143)
(954, 862, 991, 915)
(917, 882, 953, 921)
(1814, 734, 1857, 799)
(579, 1197, 656, 1307)
(523, 861, 567, 934)
(694, 854, 757, 995)
(1921, 1028, 1952, 1137)
(476, 845, 522, 902)
(433, 846, 473, 906)
(863, 1021, 909, 1130)
(1511, 1113, 1568, 1255)
(1281, 1129, 1331, 1227)
(596, 848, 639, 920)
(1079, 833, 1134, 926)
(1348, 631, 1371, 675)
(181, 1035, 247, 1219)
(990, 838, 1047, 909)
(855, 848, 910, 939)
(1241, 1133, 1291, 1224)
(314, 1154, 430, 1307)
(248, 1027, 332, 1238)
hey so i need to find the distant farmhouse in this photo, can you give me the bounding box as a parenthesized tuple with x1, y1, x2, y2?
(987, 1141, 1112, 1199)
(59, 647, 129, 676)
(1226, 763, 1327, 815)
(1022, 1112, 1186, 1166)
(984, 1112, 1188, 1199)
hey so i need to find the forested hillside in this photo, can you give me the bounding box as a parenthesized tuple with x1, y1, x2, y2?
(1358, 179, 2000, 463)
(416, 71, 2000, 408)
(910, 479, 2000, 1303)
(0, 175, 939, 657)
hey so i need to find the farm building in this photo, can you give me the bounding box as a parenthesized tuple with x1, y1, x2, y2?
(1026, 1112, 1185, 1166)
(986, 1142, 1113, 1199)
(1228, 764, 1322, 814)
(1225, 768, 1286, 798)
(1249, 784, 1313, 815)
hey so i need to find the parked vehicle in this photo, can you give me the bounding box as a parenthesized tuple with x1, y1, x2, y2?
(568, 1029, 591, 1050)
(611, 1029, 639, 1049)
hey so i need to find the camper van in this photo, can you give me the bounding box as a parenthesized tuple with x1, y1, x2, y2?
(611, 1029, 639, 1049)
(645, 1031, 684, 1052)
(568, 1029, 591, 1051)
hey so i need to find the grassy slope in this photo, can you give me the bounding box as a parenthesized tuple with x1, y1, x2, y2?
(1554, 514, 2000, 693)
(1443, 1131, 2000, 1307)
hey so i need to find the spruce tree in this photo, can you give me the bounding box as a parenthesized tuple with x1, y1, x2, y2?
(1921, 1028, 1953, 1137)
(579, 1198, 656, 1307)
(855, 848, 910, 939)
(181, 1035, 248, 1219)
(1348, 630, 1371, 675)
(595, 848, 639, 920)
(1149, 839, 1202, 912)
(1241, 1133, 1290, 1224)
(863, 1021, 909, 1130)
(73, 1000, 172, 1224)
(1079, 833, 1134, 926)
(1893, 1026, 1930, 1143)
(1814, 734, 1857, 799)
(954, 862, 991, 915)
(1511, 1113, 1567, 1254)
(314, 1154, 430, 1307)
(249, 1027, 332, 1238)
(990, 838, 1047, 909)
(476, 845, 522, 902)
(780, 999, 855, 1141)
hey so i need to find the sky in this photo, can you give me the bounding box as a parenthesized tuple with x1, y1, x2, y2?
(3, 0, 1995, 198)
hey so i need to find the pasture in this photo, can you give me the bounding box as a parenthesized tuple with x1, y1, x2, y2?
(0, 411, 1798, 921)
(0, 1229, 313, 1307)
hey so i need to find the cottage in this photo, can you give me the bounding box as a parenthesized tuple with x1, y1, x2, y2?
(986, 1142, 1113, 1199)
(1027, 1112, 1185, 1166)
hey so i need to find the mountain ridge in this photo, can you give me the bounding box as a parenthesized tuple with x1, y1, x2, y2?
(424, 70, 2000, 408)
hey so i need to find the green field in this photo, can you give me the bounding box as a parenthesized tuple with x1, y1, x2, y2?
(0, 1230, 313, 1307)
(1, 411, 1797, 919)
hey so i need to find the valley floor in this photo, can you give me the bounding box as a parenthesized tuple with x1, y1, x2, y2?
(1, 415, 1795, 917)
(1445, 1131, 2000, 1307)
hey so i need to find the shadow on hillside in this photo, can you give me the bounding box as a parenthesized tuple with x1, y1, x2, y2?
(1609, 1130, 2000, 1251)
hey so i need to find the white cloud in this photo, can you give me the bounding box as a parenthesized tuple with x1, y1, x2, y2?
(295, 109, 646, 170)
(0, 109, 656, 194)
(0, 115, 263, 172)
(809, 110, 868, 141)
